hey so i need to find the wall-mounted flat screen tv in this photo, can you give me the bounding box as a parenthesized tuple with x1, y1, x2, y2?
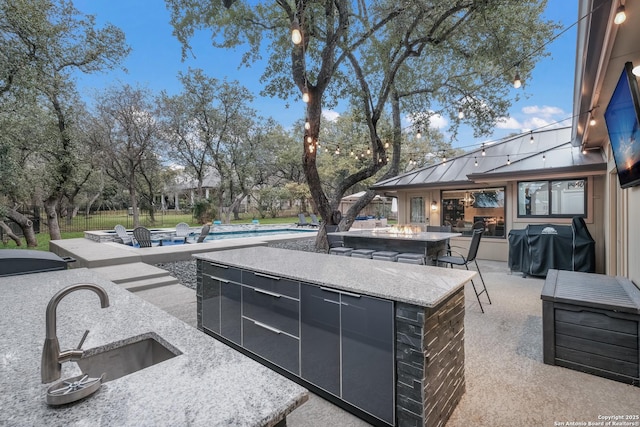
(604, 62, 640, 189)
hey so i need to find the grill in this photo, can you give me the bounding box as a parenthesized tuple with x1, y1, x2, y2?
(0, 249, 75, 277)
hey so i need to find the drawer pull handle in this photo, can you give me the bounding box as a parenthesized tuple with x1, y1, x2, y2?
(254, 288, 281, 298)
(254, 272, 281, 281)
(319, 287, 361, 298)
(254, 320, 282, 334)
(323, 299, 340, 305)
(209, 275, 229, 283)
(207, 263, 229, 269)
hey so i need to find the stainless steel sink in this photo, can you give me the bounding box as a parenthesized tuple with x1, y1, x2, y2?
(77, 335, 181, 382)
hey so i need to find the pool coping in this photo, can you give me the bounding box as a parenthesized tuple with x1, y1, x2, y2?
(50, 230, 318, 268)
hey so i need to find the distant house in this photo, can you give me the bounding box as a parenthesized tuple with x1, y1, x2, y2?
(372, 126, 607, 271)
(338, 191, 396, 219)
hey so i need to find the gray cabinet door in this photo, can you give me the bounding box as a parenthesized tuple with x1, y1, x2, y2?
(341, 293, 394, 425)
(220, 281, 242, 345)
(300, 285, 340, 396)
(201, 275, 221, 334)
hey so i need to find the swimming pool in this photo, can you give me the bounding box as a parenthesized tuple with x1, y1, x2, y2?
(133, 227, 317, 247)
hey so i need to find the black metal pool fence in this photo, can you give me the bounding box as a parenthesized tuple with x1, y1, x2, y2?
(1, 206, 194, 238)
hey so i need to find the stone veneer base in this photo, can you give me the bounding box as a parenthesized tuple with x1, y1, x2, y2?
(395, 290, 465, 427)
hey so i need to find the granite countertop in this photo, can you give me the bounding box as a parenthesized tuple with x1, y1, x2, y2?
(328, 229, 461, 242)
(194, 247, 476, 307)
(0, 268, 307, 427)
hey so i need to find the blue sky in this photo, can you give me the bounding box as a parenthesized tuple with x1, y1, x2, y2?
(73, 1, 578, 150)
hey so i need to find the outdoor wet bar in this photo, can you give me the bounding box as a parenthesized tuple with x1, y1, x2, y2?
(328, 227, 461, 264)
(195, 246, 476, 427)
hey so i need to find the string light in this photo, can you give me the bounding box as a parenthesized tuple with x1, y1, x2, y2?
(416, 129, 422, 139)
(513, 69, 522, 89)
(306, 136, 312, 143)
(458, 108, 464, 119)
(474, 157, 478, 167)
(542, 154, 546, 162)
(304, 120, 310, 130)
(291, 16, 302, 44)
(614, 4, 626, 25)
(529, 131, 534, 144)
(507, 155, 511, 165)
(481, 143, 486, 156)
(302, 86, 310, 103)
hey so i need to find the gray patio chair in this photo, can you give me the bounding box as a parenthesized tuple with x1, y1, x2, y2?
(114, 224, 133, 245)
(175, 222, 190, 238)
(197, 224, 210, 243)
(133, 226, 153, 248)
(435, 228, 491, 313)
(297, 213, 309, 227)
(309, 214, 320, 227)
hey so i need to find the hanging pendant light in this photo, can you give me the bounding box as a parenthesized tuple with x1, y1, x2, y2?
(529, 131, 534, 144)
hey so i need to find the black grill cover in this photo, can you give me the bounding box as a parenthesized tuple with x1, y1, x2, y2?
(508, 217, 595, 277)
(0, 249, 70, 277)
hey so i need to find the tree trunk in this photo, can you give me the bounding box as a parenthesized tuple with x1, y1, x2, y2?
(44, 197, 62, 241)
(0, 220, 22, 246)
(129, 178, 139, 227)
(5, 207, 38, 246)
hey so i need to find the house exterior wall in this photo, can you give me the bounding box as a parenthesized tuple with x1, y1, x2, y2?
(391, 175, 606, 272)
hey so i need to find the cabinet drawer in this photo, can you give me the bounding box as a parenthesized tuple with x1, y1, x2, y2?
(203, 262, 242, 283)
(243, 317, 300, 374)
(244, 270, 299, 299)
(243, 286, 299, 337)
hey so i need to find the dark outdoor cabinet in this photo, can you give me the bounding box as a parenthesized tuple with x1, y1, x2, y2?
(220, 281, 242, 345)
(300, 284, 395, 425)
(541, 269, 640, 386)
(300, 285, 341, 396)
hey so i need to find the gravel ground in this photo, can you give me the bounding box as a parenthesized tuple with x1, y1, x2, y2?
(155, 238, 323, 290)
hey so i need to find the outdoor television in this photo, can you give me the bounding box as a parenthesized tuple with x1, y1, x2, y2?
(604, 62, 640, 189)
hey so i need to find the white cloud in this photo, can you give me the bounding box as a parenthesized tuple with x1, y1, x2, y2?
(322, 109, 340, 122)
(522, 105, 565, 117)
(495, 117, 522, 129)
(428, 114, 448, 129)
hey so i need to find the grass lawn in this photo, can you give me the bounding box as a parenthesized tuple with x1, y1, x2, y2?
(2, 216, 303, 252)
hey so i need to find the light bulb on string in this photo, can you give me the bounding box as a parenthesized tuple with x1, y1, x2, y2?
(367, 148, 371, 155)
(304, 120, 310, 130)
(302, 87, 310, 103)
(513, 71, 522, 89)
(474, 157, 478, 167)
(507, 155, 511, 165)
(481, 143, 486, 156)
(384, 141, 389, 148)
(458, 108, 464, 119)
(416, 129, 422, 139)
(291, 17, 302, 45)
(529, 132, 534, 144)
(614, 5, 626, 25)
(542, 154, 546, 162)
(307, 136, 312, 143)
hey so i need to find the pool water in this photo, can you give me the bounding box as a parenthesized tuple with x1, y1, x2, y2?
(199, 228, 315, 242)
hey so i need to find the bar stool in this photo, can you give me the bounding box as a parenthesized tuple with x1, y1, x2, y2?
(351, 249, 376, 259)
(372, 251, 399, 262)
(397, 253, 425, 265)
(329, 247, 353, 256)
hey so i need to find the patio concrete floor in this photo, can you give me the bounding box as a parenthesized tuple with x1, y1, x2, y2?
(60, 237, 640, 426)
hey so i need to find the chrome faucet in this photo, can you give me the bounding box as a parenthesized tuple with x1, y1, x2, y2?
(41, 283, 110, 383)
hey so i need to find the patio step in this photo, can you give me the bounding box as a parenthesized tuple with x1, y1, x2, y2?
(90, 262, 169, 284)
(90, 262, 179, 292)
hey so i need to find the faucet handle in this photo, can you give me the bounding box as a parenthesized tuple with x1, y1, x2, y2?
(76, 330, 90, 350)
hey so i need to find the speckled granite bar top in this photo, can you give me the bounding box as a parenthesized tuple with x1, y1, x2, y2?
(0, 268, 307, 427)
(195, 247, 475, 307)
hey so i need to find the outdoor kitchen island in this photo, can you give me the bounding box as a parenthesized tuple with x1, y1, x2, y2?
(195, 246, 476, 427)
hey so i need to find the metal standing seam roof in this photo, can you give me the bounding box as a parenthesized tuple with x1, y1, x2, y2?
(372, 127, 606, 190)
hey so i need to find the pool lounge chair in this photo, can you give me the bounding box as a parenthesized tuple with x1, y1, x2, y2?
(133, 226, 153, 248)
(309, 214, 320, 227)
(197, 224, 211, 243)
(114, 224, 133, 245)
(297, 214, 309, 227)
(175, 222, 190, 240)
